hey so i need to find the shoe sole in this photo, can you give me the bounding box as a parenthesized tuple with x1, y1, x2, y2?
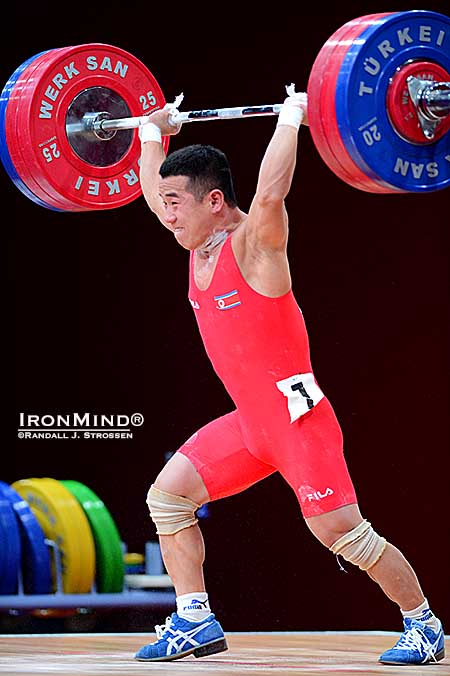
(379, 647, 445, 665)
(135, 637, 228, 662)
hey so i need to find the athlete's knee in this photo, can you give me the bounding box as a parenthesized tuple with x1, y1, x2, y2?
(329, 519, 387, 571)
(152, 451, 209, 505)
(146, 484, 200, 536)
(306, 504, 363, 548)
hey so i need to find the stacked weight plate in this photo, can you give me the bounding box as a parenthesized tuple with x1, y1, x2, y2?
(1, 44, 168, 211)
(3, 477, 125, 596)
(308, 13, 395, 193)
(61, 480, 124, 592)
(11, 478, 96, 593)
(0, 485, 22, 594)
(0, 50, 57, 209)
(0, 481, 52, 594)
(308, 11, 450, 193)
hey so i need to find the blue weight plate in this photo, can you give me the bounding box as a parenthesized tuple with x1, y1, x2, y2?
(335, 10, 450, 193)
(0, 51, 62, 211)
(0, 502, 7, 586)
(0, 481, 52, 594)
(0, 491, 21, 594)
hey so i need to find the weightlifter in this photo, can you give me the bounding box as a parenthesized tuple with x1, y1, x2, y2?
(134, 88, 444, 665)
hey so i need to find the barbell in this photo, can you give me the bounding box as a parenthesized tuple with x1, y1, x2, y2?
(1, 10, 449, 212)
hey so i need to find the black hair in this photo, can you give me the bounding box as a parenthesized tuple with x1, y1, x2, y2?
(160, 144, 238, 207)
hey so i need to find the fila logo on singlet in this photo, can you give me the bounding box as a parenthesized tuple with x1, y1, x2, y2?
(304, 487, 334, 502)
(214, 289, 241, 310)
(189, 298, 200, 309)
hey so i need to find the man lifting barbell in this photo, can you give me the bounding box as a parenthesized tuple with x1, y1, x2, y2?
(132, 83, 445, 665)
(2, 8, 448, 667)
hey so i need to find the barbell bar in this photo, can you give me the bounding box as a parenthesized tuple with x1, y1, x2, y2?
(71, 81, 449, 140)
(418, 82, 450, 118)
(65, 103, 285, 139)
(1, 9, 449, 212)
(407, 78, 450, 140)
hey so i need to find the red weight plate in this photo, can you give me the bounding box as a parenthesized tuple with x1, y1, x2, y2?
(15, 44, 169, 211)
(6, 49, 82, 210)
(307, 21, 348, 168)
(308, 14, 397, 193)
(308, 19, 370, 192)
(321, 14, 409, 193)
(308, 16, 384, 192)
(321, 16, 395, 193)
(387, 60, 450, 144)
(9, 48, 93, 211)
(5, 49, 80, 210)
(12, 45, 164, 211)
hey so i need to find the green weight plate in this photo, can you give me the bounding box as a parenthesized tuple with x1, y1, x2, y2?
(60, 480, 124, 593)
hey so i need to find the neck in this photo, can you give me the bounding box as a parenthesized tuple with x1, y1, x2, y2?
(198, 230, 229, 259)
(197, 208, 246, 259)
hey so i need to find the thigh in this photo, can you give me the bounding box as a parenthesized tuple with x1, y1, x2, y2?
(177, 410, 276, 502)
(276, 398, 358, 518)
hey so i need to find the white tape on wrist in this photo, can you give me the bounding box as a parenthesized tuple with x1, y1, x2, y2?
(165, 92, 184, 127)
(277, 105, 304, 130)
(139, 122, 162, 144)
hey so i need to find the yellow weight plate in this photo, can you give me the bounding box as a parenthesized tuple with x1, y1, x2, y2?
(12, 478, 81, 593)
(38, 478, 96, 593)
(11, 478, 95, 593)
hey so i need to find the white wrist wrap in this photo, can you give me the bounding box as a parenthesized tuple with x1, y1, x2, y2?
(277, 105, 304, 130)
(139, 122, 162, 144)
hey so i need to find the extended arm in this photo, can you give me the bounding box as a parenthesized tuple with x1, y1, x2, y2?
(246, 90, 307, 251)
(138, 109, 181, 223)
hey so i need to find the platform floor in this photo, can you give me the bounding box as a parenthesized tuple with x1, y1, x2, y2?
(0, 631, 448, 675)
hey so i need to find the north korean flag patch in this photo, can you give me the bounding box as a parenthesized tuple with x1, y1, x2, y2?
(214, 289, 241, 310)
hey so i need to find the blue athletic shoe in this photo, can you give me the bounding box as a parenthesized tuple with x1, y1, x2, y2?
(134, 612, 228, 662)
(379, 617, 445, 665)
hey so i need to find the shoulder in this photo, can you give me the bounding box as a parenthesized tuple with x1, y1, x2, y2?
(230, 222, 291, 296)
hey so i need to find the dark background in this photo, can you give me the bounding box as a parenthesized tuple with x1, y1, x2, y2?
(3, 1, 449, 634)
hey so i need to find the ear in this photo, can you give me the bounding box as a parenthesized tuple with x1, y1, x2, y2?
(208, 189, 225, 213)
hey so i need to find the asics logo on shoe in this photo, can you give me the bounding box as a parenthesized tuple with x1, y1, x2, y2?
(183, 599, 209, 611)
(159, 616, 218, 657)
(134, 612, 228, 662)
(379, 617, 445, 665)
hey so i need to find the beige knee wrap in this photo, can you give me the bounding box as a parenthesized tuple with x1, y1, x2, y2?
(146, 485, 200, 535)
(329, 519, 387, 571)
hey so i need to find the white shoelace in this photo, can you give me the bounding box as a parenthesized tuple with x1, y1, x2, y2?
(155, 616, 172, 640)
(396, 625, 438, 662)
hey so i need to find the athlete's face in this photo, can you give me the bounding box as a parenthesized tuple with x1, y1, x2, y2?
(159, 175, 217, 250)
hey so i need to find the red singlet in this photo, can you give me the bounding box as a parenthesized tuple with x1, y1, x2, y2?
(178, 235, 357, 517)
